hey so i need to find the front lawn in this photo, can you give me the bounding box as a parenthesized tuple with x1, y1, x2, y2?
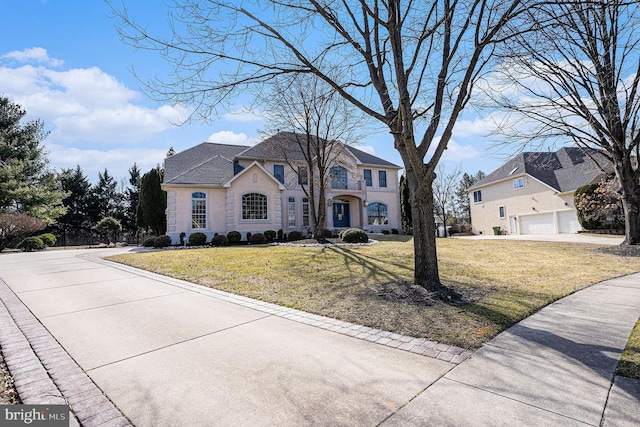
(617, 319, 640, 380)
(107, 237, 640, 349)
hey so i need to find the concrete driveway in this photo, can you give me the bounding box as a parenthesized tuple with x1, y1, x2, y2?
(455, 232, 624, 245)
(0, 248, 454, 426)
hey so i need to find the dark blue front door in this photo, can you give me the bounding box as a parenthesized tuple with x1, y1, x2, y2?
(333, 202, 350, 228)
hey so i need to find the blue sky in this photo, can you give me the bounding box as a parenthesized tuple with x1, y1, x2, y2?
(1, 0, 503, 183)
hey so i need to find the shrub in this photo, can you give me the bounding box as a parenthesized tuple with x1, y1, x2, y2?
(341, 228, 369, 243)
(227, 231, 241, 244)
(322, 229, 333, 238)
(17, 236, 44, 252)
(179, 232, 186, 246)
(189, 232, 207, 246)
(382, 229, 390, 235)
(264, 230, 277, 241)
(277, 229, 284, 240)
(246, 232, 252, 242)
(249, 232, 266, 244)
(153, 235, 172, 248)
(288, 230, 303, 241)
(38, 233, 56, 246)
(574, 183, 602, 230)
(211, 234, 229, 247)
(0, 213, 46, 252)
(391, 228, 399, 234)
(143, 237, 156, 247)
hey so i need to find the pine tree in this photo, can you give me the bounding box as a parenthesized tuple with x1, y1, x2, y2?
(138, 168, 166, 236)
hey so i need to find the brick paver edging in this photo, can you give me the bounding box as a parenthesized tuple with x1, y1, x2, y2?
(0, 278, 132, 427)
(86, 252, 473, 364)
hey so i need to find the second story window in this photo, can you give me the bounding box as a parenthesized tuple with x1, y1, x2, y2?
(298, 166, 308, 185)
(273, 164, 285, 184)
(473, 190, 482, 203)
(364, 169, 372, 187)
(513, 177, 524, 190)
(379, 170, 387, 188)
(330, 166, 348, 189)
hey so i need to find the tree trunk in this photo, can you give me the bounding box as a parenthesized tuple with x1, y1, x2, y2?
(618, 169, 640, 245)
(407, 172, 460, 300)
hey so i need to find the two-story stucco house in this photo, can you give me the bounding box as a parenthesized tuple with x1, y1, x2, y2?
(468, 147, 610, 235)
(162, 132, 402, 243)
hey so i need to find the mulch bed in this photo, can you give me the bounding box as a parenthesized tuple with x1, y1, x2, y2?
(0, 353, 20, 404)
(596, 245, 640, 257)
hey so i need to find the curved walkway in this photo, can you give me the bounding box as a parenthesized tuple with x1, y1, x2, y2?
(0, 247, 638, 426)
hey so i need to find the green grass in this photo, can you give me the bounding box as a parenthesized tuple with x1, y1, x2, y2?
(617, 319, 640, 380)
(107, 237, 640, 349)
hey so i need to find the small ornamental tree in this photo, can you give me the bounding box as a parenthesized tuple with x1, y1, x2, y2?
(95, 217, 122, 244)
(0, 213, 46, 252)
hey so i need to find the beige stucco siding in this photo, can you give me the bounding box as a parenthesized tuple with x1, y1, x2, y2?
(470, 175, 579, 235)
(164, 186, 228, 244)
(225, 164, 283, 238)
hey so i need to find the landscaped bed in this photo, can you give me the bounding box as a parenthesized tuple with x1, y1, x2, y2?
(107, 236, 640, 350)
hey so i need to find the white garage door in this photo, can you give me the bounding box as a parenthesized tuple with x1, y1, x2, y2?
(558, 210, 581, 234)
(520, 213, 555, 234)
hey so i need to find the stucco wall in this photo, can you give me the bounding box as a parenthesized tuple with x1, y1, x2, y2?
(469, 174, 578, 235)
(164, 187, 228, 244)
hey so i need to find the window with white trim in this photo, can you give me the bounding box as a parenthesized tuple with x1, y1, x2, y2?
(273, 164, 285, 184)
(473, 190, 482, 203)
(298, 166, 308, 185)
(378, 170, 387, 188)
(367, 202, 389, 225)
(242, 193, 268, 220)
(364, 169, 372, 187)
(330, 166, 348, 189)
(499, 206, 506, 219)
(513, 177, 524, 190)
(287, 197, 296, 227)
(302, 198, 310, 227)
(191, 192, 206, 229)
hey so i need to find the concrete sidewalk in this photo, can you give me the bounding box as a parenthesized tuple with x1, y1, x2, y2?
(0, 248, 639, 426)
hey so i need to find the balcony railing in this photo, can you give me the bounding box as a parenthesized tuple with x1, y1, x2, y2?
(330, 180, 364, 191)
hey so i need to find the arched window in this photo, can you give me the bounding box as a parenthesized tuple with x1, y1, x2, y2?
(330, 166, 348, 189)
(242, 193, 268, 220)
(192, 192, 206, 229)
(367, 202, 388, 225)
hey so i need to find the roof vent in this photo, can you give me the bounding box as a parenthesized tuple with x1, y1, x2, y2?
(509, 166, 518, 175)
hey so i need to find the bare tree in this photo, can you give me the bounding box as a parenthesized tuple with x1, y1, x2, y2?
(112, 0, 534, 296)
(492, 1, 640, 245)
(260, 75, 364, 238)
(433, 164, 463, 237)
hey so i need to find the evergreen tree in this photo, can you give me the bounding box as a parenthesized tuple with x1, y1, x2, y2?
(122, 163, 141, 235)
(399, 174, 412, 233)
(455, 171, 485, 226)
(138, 167, 166, 236)
(0, 96, 65, 223)
(87, 169, 120, 226)
(53, 165, 91, 245)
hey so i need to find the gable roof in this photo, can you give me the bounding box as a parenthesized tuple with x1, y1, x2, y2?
(237, 131, 401, 168)
(470, 147, 609, 193)
(163, 142, 249, 186)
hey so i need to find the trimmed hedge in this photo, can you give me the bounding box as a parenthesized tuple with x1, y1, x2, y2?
(227, 231, 241, 244)
(143, 237, 156, 247)
(288, 230, 303, 241)
(211, 234, 229, 247)
(17, 236, 44, 252)
(341, 228, 369, 243)
(264, 230, 277, 241)
(249, 233, 266, 244)
(38, 233, 56, 246)
(189, 232, 207, 246)
(153, 235, 172, 248)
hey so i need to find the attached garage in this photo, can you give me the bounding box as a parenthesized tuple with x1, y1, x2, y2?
(558, 210, 582, 234)
(519, 213, 555, 234)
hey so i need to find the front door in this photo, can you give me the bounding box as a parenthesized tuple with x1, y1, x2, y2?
(333, 201, 351, 228)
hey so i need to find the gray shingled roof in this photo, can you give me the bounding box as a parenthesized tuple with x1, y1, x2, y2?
(470, 147, 609, 193)
(163, 143, 249, 185)
(237, 131, 401, 168)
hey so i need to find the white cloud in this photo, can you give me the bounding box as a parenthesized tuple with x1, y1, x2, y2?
(0, 51, 188, 144)
(357, 145, 376, 155)
(207, 130, 257, 146)
(46, 143, 167, 181)
(2, 47, 64, 67)
(428, 136, 482, 162)
(222, 106, 264, 122)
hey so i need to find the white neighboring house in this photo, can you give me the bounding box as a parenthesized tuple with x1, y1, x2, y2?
(162, 132, 402, 243)
(468, 147, 610, 236)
